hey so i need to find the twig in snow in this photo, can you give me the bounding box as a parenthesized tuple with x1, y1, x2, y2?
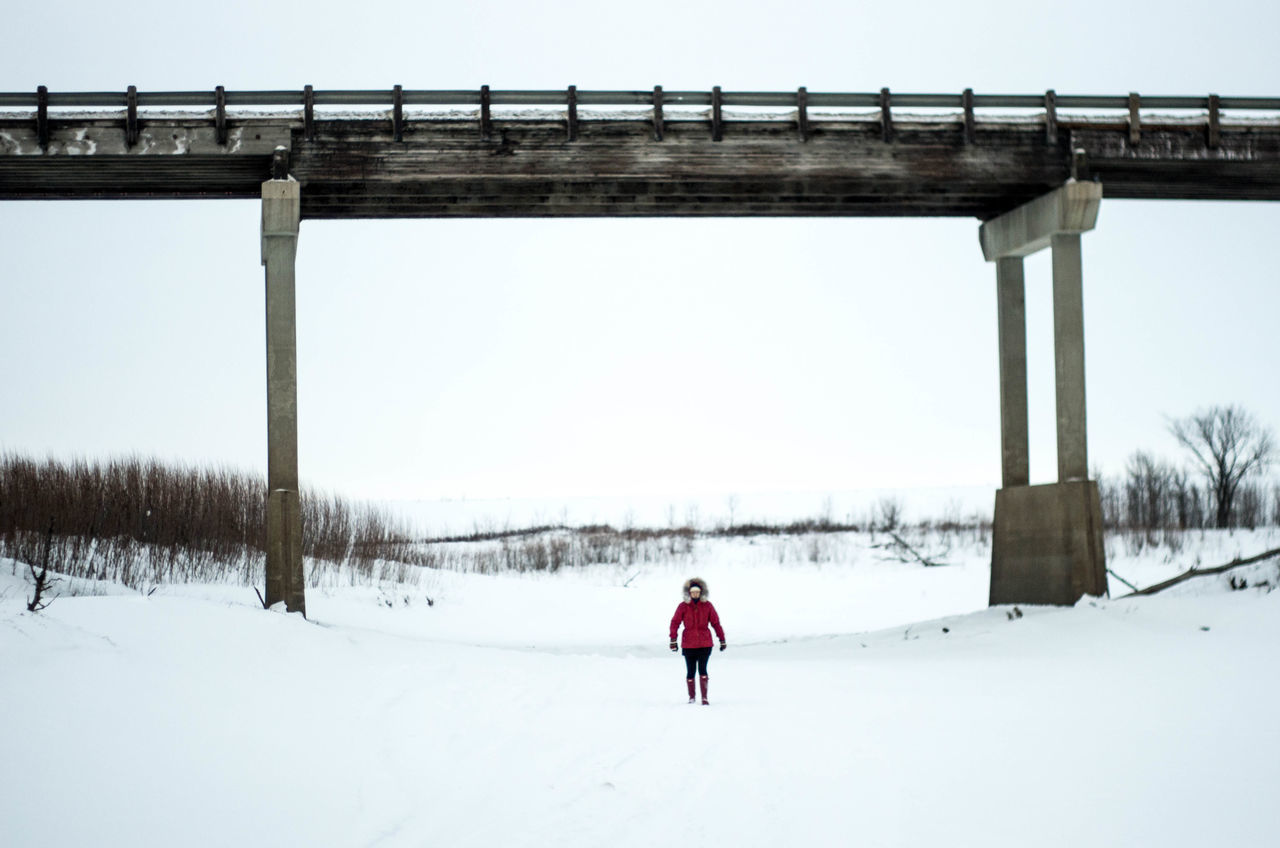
(884, 531, 950, 568)
(26, 521, 58, 613)
(1107, 568, 1141, 594)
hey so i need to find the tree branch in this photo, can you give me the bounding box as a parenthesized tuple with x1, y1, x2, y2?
(885, 531, 950, 567)
(1117, 547, 1280, 598)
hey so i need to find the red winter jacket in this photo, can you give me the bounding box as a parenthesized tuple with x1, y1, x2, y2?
(669, 600, 725, 649)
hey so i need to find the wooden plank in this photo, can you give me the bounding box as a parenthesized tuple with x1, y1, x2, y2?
(215, 85, 227, 145)
(880, 87, 893, 142)
(652, 85, 664, 141)
(797, 87, 809, 142)
(1071, 148, 1090, 181)
(1208, 93, 1221, 148)
(712, 86, 723, 141)
(5, 117, 1280, 213)
(272, 146, 289, 179)
(36, 86, 48, 150)
(1044, 89, 1057, 145)
(126, 85, 138, 149)
(393, 84, 403, 142)
(0, 123, 292, 157)
(304, 85, 315, 140)
(1129, 92, 1141, 144)
(567, 85, 578, 142)
(480, 85, 492, 140)
(963, 88, 975, 144)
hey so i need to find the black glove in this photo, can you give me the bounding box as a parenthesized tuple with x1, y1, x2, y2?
(719, 641, 727, 652)
(669, 641, 678, 652)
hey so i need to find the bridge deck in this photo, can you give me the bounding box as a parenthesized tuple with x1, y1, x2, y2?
(2, 89, 1279, 219)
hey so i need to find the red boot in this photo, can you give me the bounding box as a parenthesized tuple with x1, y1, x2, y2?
(686, 678, 696, 703)
(700, 674, 709, 705)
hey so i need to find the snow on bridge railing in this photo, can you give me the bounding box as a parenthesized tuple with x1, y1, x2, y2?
(2, 88, 1279, 133)
(2, 88, 1280, 110)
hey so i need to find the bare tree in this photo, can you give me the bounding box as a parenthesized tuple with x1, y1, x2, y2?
(874, 496, 903, 532)
(1123, 450, 1174, 532)
(1168, 405, 1275, 529)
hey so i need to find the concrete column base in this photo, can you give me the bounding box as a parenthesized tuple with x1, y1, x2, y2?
(265, 488, 305, 615)
(990, 481, 1107, 606)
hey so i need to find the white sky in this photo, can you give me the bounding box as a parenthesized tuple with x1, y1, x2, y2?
(2, 0, 1279, 505)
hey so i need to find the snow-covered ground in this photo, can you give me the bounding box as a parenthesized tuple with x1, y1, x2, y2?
(3, 529, 1279, 847)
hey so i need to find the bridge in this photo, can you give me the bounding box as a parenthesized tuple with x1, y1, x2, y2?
(4, 87, 1280, 216)
(5, 86, 1279, 613)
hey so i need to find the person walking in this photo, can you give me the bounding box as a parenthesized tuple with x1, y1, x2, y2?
(668, 577, 726, 705)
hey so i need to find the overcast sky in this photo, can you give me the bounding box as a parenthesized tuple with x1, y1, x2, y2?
(2, 0, 1278, 509)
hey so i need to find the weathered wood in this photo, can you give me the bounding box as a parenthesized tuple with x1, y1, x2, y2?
(1118, 546, 1280, 598)
(1069, 126, 1280, 200)
(797, 87, 809, 142)
(566, 85, 577, 142)
(393, 84, 403, 142)
(304, 85, 315, 140)
(880, 87, 893, 142)
(36, 85, 48, 150)
(272, 146, 289, 179)
(1208, 93, 1220, 148)
(4, 115, 1280, 215)
(711, 86, 723, 142)
(480, 85, 492, 140)
(0, 122, 291, 157)
(652, 85, 664, 141)
(126, 85, 138, 149)
(1044, 89, 1057, 145)
(962, 88, 975, 144)
(1128, 92, 1141, 144)
(215, 85, 227, 145)
(1071, 148, 1090, 181)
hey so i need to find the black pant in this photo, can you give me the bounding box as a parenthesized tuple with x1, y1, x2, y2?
(683, 646, 712, 678)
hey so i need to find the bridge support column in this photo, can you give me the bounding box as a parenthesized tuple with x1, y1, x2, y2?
(996, 257, 1030, 488)
(262, 177, 305, 616)
(979, 181, 1107, 606)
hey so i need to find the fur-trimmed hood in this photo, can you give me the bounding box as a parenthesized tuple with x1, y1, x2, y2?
(682, 577, 709, 601)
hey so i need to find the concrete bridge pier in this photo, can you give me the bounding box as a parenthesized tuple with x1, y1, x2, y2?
(261, 176, 305, 615)
(980, 181, 1108, 606)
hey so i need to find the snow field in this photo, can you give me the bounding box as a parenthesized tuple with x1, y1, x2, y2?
(2, 531, 1279, 847)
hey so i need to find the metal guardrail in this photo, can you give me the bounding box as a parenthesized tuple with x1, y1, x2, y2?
(2, 87, 1278, 112)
